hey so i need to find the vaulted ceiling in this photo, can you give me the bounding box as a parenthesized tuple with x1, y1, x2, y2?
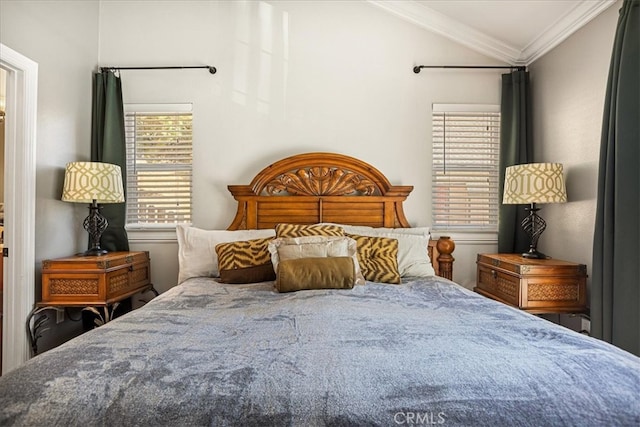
(368, 0, 617, 65)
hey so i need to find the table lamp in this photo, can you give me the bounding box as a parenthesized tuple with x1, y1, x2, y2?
(62, 161, 125, 256)
(502, 163, 567, 259)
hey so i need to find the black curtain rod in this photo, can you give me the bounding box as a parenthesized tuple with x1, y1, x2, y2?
(413, 65, 525, 73)
(100, 65, 217, 74)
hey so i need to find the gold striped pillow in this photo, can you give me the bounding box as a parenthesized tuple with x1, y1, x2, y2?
(275, 223, 344, 238)
(347, 234, 401, 284)
(215, 237, 275, 283)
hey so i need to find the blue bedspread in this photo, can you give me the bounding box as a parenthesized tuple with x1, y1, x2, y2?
(1, 277, 639, 426)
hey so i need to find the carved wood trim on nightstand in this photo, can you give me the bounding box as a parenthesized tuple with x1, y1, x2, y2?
(108, 272, 130, 294)
(496, 277, 518, 298)
(528, 283, 580, 302)
(131, 267, 149, 284)
(50, 279, 99, 295)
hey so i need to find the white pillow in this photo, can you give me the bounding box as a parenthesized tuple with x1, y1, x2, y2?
(268, 235, 366, 285)
(386, 233, 436, 277)
(176, 224, 275, 284)
(322, 223, 435, 277)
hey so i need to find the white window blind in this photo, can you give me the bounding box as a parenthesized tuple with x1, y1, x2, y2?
(432, 104, 500, 231)
(124, 104, 193, 228)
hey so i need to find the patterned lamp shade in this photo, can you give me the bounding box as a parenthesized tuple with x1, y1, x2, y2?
(62, 162, 125, 204)
(503, 163, 567, 205)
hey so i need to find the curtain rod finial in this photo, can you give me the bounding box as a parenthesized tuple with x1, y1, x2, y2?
(208, 66, 217, 74)
(413, 66, 422, 74)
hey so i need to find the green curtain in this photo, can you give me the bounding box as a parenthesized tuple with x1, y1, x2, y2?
(592, 0, 639, 356)
(91, 70, 129, 251)
(498, 70, 533, 253)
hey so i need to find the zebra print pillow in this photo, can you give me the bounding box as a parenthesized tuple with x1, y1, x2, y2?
(215, 237, 276, 284)
(275, 223, 344, 238)
(347, 234, 401, 284)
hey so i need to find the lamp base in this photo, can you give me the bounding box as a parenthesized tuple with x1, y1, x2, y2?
(520, 203, 548, 260)
(83, 200, 109, 257)
(82, 247, 109, 257)
(522, 249, 547, 259)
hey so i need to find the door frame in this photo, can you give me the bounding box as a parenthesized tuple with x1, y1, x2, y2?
(0, 43, 38, 374)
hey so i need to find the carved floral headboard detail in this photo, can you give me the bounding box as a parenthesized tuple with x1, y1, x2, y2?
(248, 152, 400, 195)
(263, 167, 379, 197)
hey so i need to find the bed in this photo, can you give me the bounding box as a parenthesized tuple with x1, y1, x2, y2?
(1, 153, 639, 426)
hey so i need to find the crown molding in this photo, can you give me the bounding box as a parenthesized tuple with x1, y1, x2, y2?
(367, 0, 521, 64)
(521, 0, 617, 64)
(367, 0, 616, 66)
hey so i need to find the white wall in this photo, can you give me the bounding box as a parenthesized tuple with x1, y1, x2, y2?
(98, 0, 502, 291)
(529, 1, 620, 279)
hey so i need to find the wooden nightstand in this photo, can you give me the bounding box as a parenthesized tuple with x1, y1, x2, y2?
(475, 254, 587, 314)
(28, 251, 157, 355)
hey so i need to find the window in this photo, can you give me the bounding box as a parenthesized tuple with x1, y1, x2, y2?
(124, 104, 193, 228)
(431, 104, 500, 231)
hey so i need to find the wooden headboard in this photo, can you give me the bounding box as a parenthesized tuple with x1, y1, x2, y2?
(226, 152, 454, 279)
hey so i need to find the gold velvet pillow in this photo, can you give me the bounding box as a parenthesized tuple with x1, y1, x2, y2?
(347, 234, 401, 284)
(215, 237, 276, 284)
(275, 223, 344, 238)
(275, 257, 356, 293)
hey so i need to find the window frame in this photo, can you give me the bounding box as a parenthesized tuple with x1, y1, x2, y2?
(123, 103, 194, 232)
(431, 103, 500, 233)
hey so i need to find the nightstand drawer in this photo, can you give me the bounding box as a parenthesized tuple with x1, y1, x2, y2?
(523, 278, 586, 311)
(476, 264, 520, 306)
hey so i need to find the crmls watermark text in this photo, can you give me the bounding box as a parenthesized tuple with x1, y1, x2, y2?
(394, 411, 447, 425)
